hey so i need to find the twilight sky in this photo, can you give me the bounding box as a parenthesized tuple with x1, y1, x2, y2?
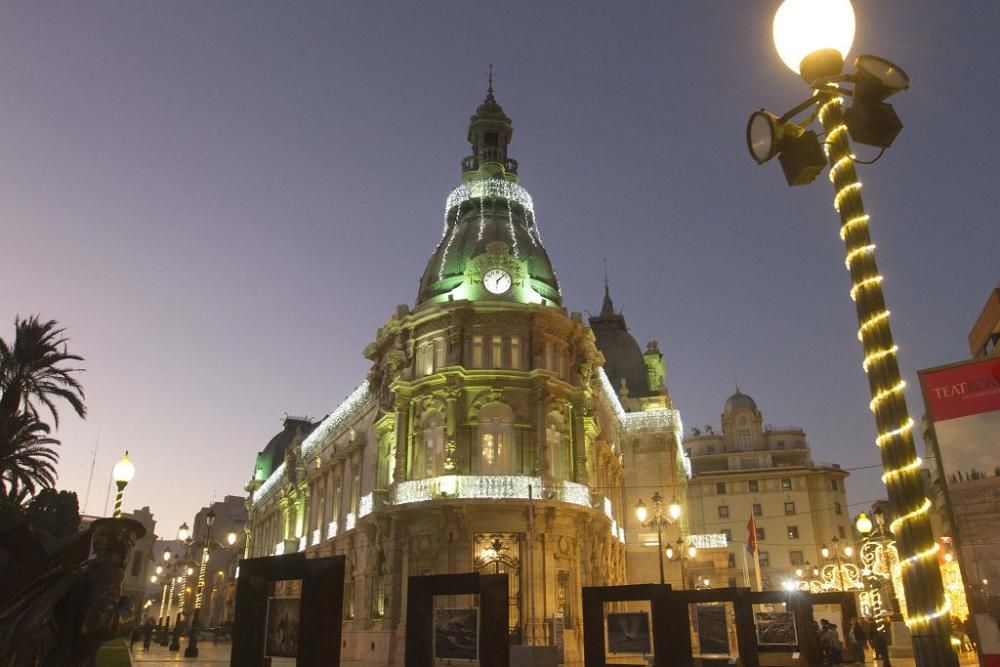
(2, 2, 997, 538)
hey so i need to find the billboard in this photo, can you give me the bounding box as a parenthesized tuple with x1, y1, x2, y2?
(919, 357, 1000, 483)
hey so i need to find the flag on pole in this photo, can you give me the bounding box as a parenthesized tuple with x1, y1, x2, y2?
(747, 514, 763, 591)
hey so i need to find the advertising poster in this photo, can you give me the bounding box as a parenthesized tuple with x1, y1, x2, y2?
(606, 612, 651, 654)
(695, 605, 730, 656)
(920, 357, 1000, 484)
(434, 608, 479, 660)
(265, 597, 300, 658)
(755, 611, 798, 646)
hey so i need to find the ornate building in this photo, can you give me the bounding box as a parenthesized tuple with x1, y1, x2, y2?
(684, 391, 851, 590)
(244, 86, 690, 664)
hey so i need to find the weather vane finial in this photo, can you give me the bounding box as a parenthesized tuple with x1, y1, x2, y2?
(487, 64, 494, 95)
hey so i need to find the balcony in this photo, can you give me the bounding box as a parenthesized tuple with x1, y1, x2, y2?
(392, 475, 591, 507)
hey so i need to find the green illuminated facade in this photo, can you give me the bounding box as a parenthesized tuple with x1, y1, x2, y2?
(246, 87, 691, 664)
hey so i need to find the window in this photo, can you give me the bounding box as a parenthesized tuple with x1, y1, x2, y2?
(370, 551, 387, 619)
(722, 529, 732, 542)
(477, 403, 515, 474)
(417, 341, 433, 377)
(834, 502, 843, 515)
(716, 482, 727, 495)
(556, 570, 573, 623)
(784, 502, 796, 515)
(685, 448, 693, 458)
(831, 479, 839, 491)
(838, 526, 846, 538)
(759, 551, 770, 567)
(472, 335, 485, 368)
(332, 477, 342, 527)
(737, 428, 753, 450)
(350, 469, 361, 515)
(753, 503, 762, 517)
(748, 480, 759, 493)
(790, 550, 804, 566)
(741, 458, 760, 469)
(434, 338, 446, 369)
(707, 445, 716, 454)
(776, 440, 786, 449)
(718, 505, 730, 519)
(414, 411, 445, 479)
(781, 478, 792, 490)
(756, 527, 766, 541)
(727, 553, 736, 568)
(546, 413, 569, 480)
(510, 336, 522, 370)
(787, 526, 800, 539)
(492, 336, 503, 369)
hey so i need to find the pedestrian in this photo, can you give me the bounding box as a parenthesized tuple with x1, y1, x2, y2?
(142, 617, 155, 651)
(871, 617, 892, 666)
(849, 617, 867, 663)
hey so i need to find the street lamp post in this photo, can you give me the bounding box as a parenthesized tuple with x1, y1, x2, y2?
(111, 452, 135, 519)
(665, 539, 698, 591)
(635, 492, 682, 585)
(184, 508, 239, 658)
(746, 2, 955, 664)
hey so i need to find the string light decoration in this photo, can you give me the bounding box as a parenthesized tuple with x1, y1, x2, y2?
(818, 92, 950, 633)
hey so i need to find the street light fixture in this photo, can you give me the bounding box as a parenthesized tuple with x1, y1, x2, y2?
(748, 2, 955, 663)
(634, 491, 683, 585)
(665, 537, 698, 590)
(111, 451, 135, 518)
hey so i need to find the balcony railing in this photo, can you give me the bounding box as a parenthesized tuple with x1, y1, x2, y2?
(392, 475, 592, 508)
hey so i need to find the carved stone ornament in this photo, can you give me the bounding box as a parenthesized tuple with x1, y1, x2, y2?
(468, 242, 524, 284)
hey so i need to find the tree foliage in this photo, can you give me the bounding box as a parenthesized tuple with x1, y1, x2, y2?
(25, 487, 81, 538)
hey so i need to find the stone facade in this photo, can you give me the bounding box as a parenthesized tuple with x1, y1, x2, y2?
(684, 392, 851, 590)
(244, 88, 689, 664)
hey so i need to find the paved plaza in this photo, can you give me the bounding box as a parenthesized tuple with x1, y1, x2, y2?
(126, 640, 979, 667)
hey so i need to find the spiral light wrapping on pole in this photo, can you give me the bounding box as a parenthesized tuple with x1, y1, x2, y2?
(818, 93, 956, 664)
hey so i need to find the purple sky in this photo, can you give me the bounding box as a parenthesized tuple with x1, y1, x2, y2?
(2, 2, 997, 537)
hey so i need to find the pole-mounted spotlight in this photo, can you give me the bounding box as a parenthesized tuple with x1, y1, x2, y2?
(853, 55, 910, 103)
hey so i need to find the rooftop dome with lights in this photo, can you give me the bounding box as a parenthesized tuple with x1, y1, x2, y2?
(416, 82, 561, 308)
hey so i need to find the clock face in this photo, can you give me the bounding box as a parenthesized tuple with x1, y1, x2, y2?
(483, 269, 512, 295)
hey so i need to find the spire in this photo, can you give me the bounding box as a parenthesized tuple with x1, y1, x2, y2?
(487, 63, 494, 97)
(464, 67, 515, 177)
(601, 258, 616, 317)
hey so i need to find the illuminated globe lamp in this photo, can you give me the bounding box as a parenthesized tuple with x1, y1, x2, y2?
(856, 512, 874, 535)
(111, 451, 136, 518)
(749, 2, 955, 663)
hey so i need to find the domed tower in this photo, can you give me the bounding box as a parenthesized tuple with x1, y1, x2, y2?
(721, 388, 764, 451)
(417, 84, 561, 308)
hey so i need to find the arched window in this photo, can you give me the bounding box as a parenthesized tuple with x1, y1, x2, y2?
(546, 412, 569, 480)
(413, 411, 444, 479)
(477, 403, 515, 475)
(370, 550, 387, 619)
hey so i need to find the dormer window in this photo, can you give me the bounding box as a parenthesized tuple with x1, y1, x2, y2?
(484, 132, 499, 148)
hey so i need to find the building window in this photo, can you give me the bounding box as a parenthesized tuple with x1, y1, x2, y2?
(784, 502, 796, 515)
(707, 444, 716, 454)
(831, 479, 838, 491)
(755, 527, 766, 542)
(718, 505, 730, 519)
(834, 502, 842, 515)
(332, 477, 342, 527)
(371, 551, 387, 619)
(556, 570, 573, 623)
(759, 551, 770, 567)
(414, 411, 445, 479)
(737, 428, 753, 450)
(727, 553, 736, 568)
(722, 529, 732, 542)
(716, 482, 727, 495)
(787, 526, 800, 540)
(510, 336, 522, 370)
(741, 458, 760, 469)
(753, 503, 762, 517)
(434, 338, 446, 369)
(790, 550, 804, 566)
(477, 403, 515, 475)
(546, 413, 569, 480)
(491, 336, 503, 369)
(472, 335, 485, 368)
(748, 480, 759, 493)
(781, 478, 792, 490)
(776, 440, 786, 449)
(838, 526, 846, 539)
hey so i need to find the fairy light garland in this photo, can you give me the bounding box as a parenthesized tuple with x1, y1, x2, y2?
(819, 92, 950, 631)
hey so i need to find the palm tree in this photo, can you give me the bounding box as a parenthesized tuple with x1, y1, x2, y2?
(0, 412, 59, 503)
(0, 315, 86, 434)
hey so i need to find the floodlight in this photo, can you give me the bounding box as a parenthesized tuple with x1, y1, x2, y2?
(854, 55, 910, 103)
